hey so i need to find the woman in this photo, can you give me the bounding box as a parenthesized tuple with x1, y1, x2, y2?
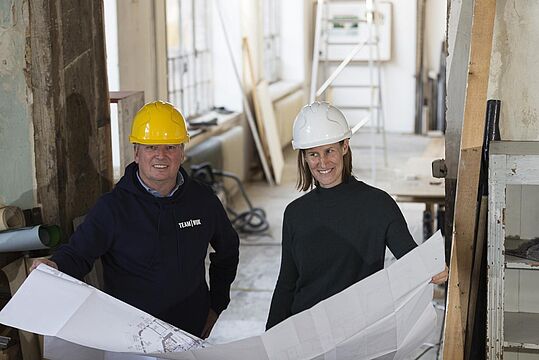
(266, 101, 448, 330)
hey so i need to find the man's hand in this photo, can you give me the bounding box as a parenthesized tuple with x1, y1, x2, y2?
(430, 264, 449, 285)
(200, 309, 218, 339)
(30, 258, 58, 272)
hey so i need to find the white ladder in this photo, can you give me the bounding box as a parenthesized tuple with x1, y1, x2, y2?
(311, 0, 388, 182)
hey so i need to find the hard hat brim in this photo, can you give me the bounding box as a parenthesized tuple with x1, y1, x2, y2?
(292, 131, 351, 150)
(129, 135, 190, 145)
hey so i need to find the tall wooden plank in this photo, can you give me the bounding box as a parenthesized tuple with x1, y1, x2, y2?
(243, 38, 271, 166)
(445, 0, 474, 241)
(445, 243, 464, 354)
(443, 0, 497, 358)
(255, 81, 285, 184)
(243, 37, 285, 184)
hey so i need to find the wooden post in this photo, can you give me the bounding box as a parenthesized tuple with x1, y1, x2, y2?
(443, 0, 497, 358)
(110, 91, 145, 175)
(31, 1, 112, 240)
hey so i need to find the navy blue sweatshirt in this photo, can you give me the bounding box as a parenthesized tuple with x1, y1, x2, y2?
(52, 163, 239, 336)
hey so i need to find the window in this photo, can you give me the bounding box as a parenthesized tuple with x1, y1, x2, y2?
(166, 0, 213, 119)
(262, 0, 281, 84)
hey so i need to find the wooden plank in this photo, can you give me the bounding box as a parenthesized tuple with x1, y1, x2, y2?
(255, 81, 285, 185)
(110, 91, 145, 174)
(445, 243, 465, 354)
(443, 0, 497, 357)
(243, 37, 284, 185)
(242, 38, 271, 166)
(444, 0, 473, 254)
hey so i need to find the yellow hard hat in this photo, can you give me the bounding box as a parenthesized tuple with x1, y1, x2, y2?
(129, 101, 190, 145)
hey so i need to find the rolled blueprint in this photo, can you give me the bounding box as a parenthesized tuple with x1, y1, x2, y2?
(0, 225, 60, 252)
(0, 206, 25, 231)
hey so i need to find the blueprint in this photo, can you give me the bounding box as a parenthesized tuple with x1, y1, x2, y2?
(0, 264, 205, 355)
(0, 231, 445, 360)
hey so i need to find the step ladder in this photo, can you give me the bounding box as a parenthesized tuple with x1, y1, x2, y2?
(310, 0, 388, 182)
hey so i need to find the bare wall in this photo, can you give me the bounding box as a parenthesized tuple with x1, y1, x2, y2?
(0, 0, 36, 208)
(488, 0, 539, 140)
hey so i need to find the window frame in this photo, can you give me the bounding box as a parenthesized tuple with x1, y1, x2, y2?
(165, 0, 214, 119)
(262, 0, 281, 84)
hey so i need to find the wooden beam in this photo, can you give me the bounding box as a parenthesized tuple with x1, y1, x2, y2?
(443, 0, 497, 358)
(444, 0, 473, 247)
(32, 1, 112, 239)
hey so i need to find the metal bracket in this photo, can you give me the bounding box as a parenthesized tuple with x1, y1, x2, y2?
(432, 159, 447, 178)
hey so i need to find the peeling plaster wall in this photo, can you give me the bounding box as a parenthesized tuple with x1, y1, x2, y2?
(489, 0, 539, 140)
(0, 0, 36, 208)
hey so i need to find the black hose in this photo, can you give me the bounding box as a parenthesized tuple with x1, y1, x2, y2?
(212, 170, 270, 234)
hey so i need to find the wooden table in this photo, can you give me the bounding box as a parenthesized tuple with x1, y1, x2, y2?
(387, 143, 445, 241)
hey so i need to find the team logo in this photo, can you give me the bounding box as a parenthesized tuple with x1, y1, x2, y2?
(178, 219, 202, 229)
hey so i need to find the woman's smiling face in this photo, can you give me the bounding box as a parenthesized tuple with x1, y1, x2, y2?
(304, 140, 349, 188)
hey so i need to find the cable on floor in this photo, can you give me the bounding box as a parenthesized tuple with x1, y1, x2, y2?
(218, 170, 269, 234)
(190, 163, 270, 235)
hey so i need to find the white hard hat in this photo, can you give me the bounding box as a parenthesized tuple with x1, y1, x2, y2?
(292, 101, 351, 150)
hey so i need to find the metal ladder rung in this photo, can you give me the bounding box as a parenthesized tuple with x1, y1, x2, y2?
(331, 84, 379, 88)
(325, 41, 379, 46)
(317, 58, 382, 64)
(323, 18, 368, 24)
(338, 105, 381, 110)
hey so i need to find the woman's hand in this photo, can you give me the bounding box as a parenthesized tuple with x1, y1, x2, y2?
(430, 265, 449, 285)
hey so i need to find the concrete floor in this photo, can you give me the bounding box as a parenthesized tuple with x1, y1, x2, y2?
(207, 132, 446, 360)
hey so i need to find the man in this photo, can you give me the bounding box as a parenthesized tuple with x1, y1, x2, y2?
(32, 101, 240, 339)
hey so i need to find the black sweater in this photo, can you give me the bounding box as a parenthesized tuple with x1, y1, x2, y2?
(266, 176, 416, 329)
(52, 163, 239, 336)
